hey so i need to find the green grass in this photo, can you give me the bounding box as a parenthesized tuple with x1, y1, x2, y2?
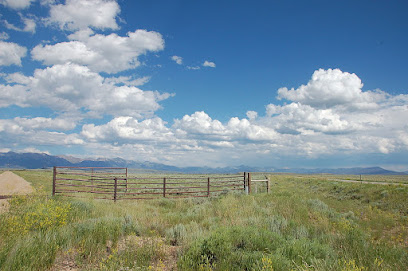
(324, 174, 408, 184)
(0, 170, 407, 270)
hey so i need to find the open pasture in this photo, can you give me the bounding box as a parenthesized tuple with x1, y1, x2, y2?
(0, 170, 407, 270)
(299, 174, 408, 185)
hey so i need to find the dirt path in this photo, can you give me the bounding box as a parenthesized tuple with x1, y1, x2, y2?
(0, 171, 34, 213)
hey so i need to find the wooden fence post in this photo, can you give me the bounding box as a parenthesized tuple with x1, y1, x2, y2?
(52, 166, 56, 196)
(114, 177, 117, 202)
(248, 172, 252, 194)
(207, 177, 210, 197)
(163, 178, 166, 198)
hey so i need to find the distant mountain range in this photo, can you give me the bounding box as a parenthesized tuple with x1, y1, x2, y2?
(0, 152, 406, 175)
(272, 167, 405, 175)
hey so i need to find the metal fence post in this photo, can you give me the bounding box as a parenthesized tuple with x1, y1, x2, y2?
(91, 168, 94, 192)
(126, 168, 128, 193)
(248, 172, 252, 194)
(266, 176, 270, 194)
(243, 172, 246, 192)
(52, 166, 56, 196)
(207, 177, 210, 197)
(163, 178, 166, 198)
(114, 177, 117, 202)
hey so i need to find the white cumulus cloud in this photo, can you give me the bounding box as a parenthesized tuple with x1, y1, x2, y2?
(173, 111, 225, 136)
(81, 116, 174, 143)
(4, 72, 32, 84)
(171, 55, 183, 65)
(203, 60, 216, 68)
(246, 111, 258, 120)
(0, 0, 33, 9)
(0, 63, 173, 118)
(104, 75, 150, 86)
(265, 103, 355, 135)
(277, 68, 386, 110)
(0, 41, 27, 66)
(4, 15, 36, 33)
(48, 0, 120, 31)
(0, 117, 84, 148)
(22, 17, 36, 33)
(2, 117, 77, 131)
(0, 117, 76, 132)
(31, 30, 165, 73)
(173, 111, 277, 142)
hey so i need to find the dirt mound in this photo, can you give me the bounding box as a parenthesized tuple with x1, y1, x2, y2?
(0, 171, 34, 195)
(0, 171, 34, 213)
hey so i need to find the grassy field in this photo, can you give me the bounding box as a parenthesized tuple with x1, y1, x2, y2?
(0, 170, 407, 270)
(296, 174, 408, 184)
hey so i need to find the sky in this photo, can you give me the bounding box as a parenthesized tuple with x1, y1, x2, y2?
(0, 0, 408, 171)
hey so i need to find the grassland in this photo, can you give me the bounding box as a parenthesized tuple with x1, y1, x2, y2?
(0, 170, 407, 270)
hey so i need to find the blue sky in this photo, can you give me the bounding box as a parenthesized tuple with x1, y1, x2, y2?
(1, 0, 408, 170)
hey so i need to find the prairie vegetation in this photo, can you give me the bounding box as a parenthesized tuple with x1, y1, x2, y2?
(0, 170, 407, 270)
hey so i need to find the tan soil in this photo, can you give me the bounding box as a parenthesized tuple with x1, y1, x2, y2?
(0, 171, 34, 213)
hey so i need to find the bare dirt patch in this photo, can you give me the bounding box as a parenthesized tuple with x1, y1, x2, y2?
(0, 171, 34, 213)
